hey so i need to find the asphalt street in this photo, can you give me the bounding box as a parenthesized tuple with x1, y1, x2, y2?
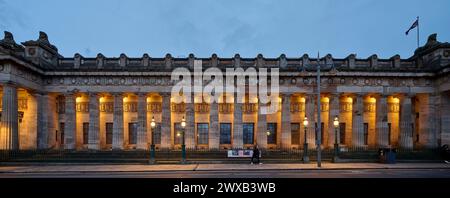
(1, 168, 449, 178)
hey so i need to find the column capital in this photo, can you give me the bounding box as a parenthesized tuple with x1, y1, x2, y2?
(376, 93, 390, 98)
(281, 93, 292, 98)
(160, 92, 171, 97)
(88, 92, 101, 98)
(353, 92, 365, 98)
(111, 92, 124, 97)
(329, 92, 341, 99)
(136, 92, 148, 97)
(401, 92, 416, 98)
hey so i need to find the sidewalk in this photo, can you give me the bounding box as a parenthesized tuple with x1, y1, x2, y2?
(0, 163, 449, 173)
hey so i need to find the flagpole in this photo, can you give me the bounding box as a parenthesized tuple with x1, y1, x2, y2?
(316, 52, 321, 168)
(417, 16, 420, 48)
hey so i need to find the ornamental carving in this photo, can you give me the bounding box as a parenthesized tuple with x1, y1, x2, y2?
(195, 102, 210, 113)
(364, 102, 376, 113)
(340, 101, 352, 112)
(124, 102, 137, 112)
(147, 102, 162, 113)
(100, 102, 113, 113)
(219, 103, 233, 114)
(243, 103, 257, 114)
(290, 102, 305, 112)
(76, 102, 89, 112)
(0, 98, 27, 110)
(171, 103, 186, 113)
(388, 102, 400, 113)
(320, 102, 329, 112)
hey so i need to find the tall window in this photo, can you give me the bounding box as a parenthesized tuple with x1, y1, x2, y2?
(339, 123, 346, 145)
(315, 122, 324, 145)
(291, 123, 300, 145)
(174, 123, 183, 145)
(220, 123, 232, 144)
(106, 123, 113, 145)
(59, 122, 65, 145)
(129, 123, 137, 144)
(388, 123, 392, 145)
(267, 123, 277, 144)
(83, 122, 89, 144)
(364, 123, 369, 145)
(152, 123, 161, 145)
(243, 123, 254, 144)
(197, 123, 209, 145)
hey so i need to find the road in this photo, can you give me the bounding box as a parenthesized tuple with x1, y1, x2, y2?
(1, 168, 449, 178)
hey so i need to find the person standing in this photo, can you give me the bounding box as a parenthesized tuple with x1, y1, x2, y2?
(251, 145, 261, 164)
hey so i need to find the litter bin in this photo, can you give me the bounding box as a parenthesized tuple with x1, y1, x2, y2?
(378, 148, 396, 164)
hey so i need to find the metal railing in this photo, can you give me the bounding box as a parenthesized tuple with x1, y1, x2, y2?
(0, 147, 442, 164)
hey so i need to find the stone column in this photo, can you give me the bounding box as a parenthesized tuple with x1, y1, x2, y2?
(137, 93, 148, 150)
(64, 92, 76, 150)
(209, 101, 219, 150)
(421, 93, 438, 148)
(352, 93, 364, 148)
(281, 94, 291, 149)
(112, 93, 124, 150)
(305, 94, 316, 148)
(37, 92, 53, 149)
(233, 97, 243, 149)
(441, 92, 450, 146)
(160, 93, 171, 149)
(88, 93, 100, 150)
(0, 84, 19, 150)
(328, 93, 340, 147)
(185, 97, 196, 149)
(257, 103, 267, 149)
(376, 94, 389, 147)
(399, 94, 413, 149)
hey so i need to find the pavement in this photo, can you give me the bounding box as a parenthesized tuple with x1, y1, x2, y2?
(0, 162, 449, 173)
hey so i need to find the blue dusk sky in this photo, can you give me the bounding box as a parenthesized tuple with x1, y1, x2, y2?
(1, 0, 449, 59)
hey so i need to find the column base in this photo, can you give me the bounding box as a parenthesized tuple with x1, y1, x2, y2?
(332, 156, 340, 163)
(87, 144, 100, 150)
(302, 156, 309, 163)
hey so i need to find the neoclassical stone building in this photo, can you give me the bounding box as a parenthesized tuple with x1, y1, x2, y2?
(0, 31, 449, 151)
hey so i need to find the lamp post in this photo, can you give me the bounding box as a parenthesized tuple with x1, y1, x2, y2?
(302, 116, 309, 163)
(181, 116, 186, 164)
(333, 116, 340, 163)
(149, 116, 156, 164)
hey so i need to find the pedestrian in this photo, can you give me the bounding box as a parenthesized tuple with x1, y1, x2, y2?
(251, 145, 261, 164)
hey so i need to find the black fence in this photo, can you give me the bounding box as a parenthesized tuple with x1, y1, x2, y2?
(0, 147, 444, 164)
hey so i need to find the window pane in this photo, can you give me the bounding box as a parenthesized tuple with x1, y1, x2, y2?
(83, 122, 89, 144)
(220, 123, 232, 144)
(174, 123, 183, 145)
(106, 123, 113, 144)
(364, 123, 369, 145)
(243, 123, 254, 144)
(388, 123, 392, 145)
(314, 122, 324, 145)
(197, 123, 209, 145)
(267, 123, 277, 144)
(129, 123, 137, 144)
(152, 123, 161, 145)
(60, 122, 65, 145)
(339, 123, 346, 145)
(291, 123, 300, 145)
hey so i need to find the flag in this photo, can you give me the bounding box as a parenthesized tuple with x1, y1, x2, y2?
(405, 19, 418, 35)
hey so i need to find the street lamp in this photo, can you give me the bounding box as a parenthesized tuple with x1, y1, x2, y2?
(302, 116, 309, 163)
(181, 116, 186, 164)
(333, 116, 340, 163)
(149, 116, 156, 164)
